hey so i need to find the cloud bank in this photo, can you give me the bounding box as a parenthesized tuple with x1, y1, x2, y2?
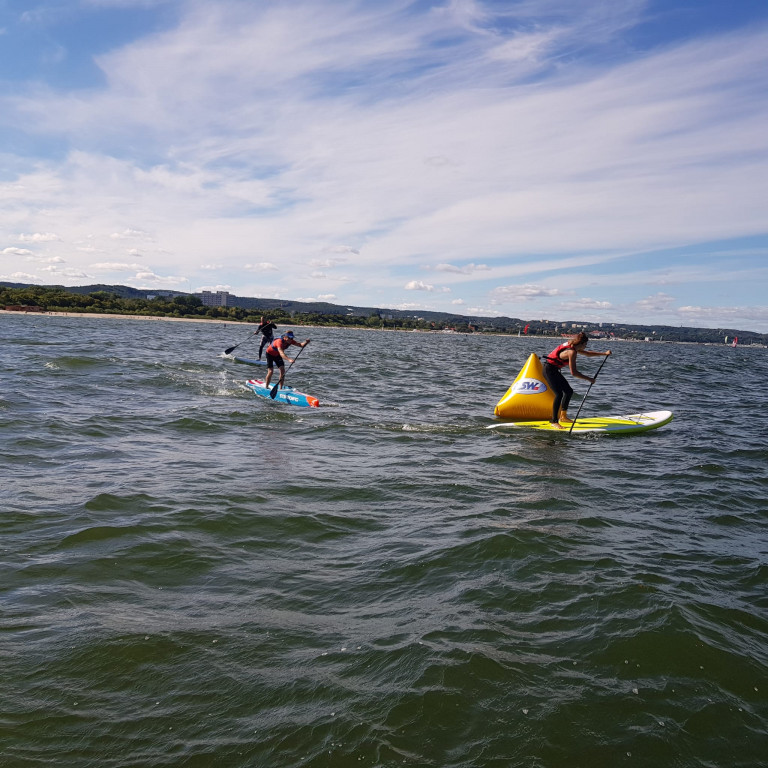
(0, 1, 767, 329)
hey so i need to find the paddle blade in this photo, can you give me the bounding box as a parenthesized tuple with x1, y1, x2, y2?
(270, 383, 279, 399)
(224, 346, 236, 355)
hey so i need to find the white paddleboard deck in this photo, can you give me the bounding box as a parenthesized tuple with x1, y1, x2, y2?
(487, 410, 673, 434)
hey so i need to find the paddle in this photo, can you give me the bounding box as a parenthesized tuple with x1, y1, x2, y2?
(224, 327, 262, 356)
(568, 355, 609, 435)
(270, 340, 310, 398)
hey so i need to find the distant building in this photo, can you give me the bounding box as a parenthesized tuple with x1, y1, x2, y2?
(197, 290, 231, 307)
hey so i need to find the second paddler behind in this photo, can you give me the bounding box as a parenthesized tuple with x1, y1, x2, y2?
(264, 331, 310, 391)
(543, 332, 611, 429)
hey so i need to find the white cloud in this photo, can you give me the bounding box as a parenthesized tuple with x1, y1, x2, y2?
(293, 293, 337, 302)
(110, 229, 151, 240)
(490, 283, 565, 302)
(434, 262, 490, 274)
(1, 271, 40, 282)
(18, 232, 60, 242)
(632, 292, 677, 312)
(404, 280, 450, 292)
(309, 258, 348, 268)
(387, 302, 430, 311)
(90, 262, 145, 270)
(2, 247, 34, 256)
(324, 245, 359, 256)
(135, 271, 186, 285)
(678, 305, 768, 326)
(58, 268, 92, 278)
(244, 262, 279, 271)
(556, 297, 614, 310)
(200, 263, 223, 270)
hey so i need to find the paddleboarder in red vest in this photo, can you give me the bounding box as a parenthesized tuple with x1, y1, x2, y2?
(264, 331, 310, 391)
(543, 332, 611, 428)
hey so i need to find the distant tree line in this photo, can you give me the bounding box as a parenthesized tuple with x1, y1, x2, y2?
(2, 284, 765, 345)
(0, 285, 454, 331)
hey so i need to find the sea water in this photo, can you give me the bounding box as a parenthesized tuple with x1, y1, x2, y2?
(2, 314, 767, 767)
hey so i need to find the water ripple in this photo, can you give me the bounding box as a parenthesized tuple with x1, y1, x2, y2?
(2, 316, 767, 767)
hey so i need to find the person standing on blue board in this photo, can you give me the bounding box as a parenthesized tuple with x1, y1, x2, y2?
(256, 316, 278, 360)
(543, 332, 611, 429)
(264, 331, 310, 391)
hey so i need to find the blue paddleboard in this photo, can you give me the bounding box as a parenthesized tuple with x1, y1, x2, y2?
(230, 356, 267, 366)
(245, 379, 319, 408)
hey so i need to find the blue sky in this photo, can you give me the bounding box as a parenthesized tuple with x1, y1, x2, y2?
(2, 0, 768, 331)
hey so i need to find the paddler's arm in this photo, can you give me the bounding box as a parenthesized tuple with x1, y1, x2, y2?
(581, 349, 612, 357)
(566, 350, 595, 384)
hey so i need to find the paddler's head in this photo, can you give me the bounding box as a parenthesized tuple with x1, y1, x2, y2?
(284, 331, 295, 341)
(571, 331, 589, 350)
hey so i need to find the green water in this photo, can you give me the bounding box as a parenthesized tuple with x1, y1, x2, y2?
(2, 314, 766, 767)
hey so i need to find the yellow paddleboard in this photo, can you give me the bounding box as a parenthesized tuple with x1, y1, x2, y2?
(487, 410, 673, 434)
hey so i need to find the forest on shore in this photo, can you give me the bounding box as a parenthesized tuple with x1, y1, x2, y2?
(1, 284, 458, 331)
(2, 283, 766, 345)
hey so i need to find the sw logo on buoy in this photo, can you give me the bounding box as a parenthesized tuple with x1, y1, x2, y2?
(512, 378, 548, 395)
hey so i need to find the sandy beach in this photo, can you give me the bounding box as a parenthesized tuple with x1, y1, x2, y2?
(0, 309, 449, 334)
(0, 309, 252, 327)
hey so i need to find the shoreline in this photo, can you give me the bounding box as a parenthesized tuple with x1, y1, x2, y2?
(0, 308, 249, 327)
(2, 310, 764, 345)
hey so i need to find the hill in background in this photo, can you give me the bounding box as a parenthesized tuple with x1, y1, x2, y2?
(2, 281, 766, 346)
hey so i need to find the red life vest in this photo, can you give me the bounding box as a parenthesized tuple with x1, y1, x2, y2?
(544, 343, 572, 368)
(266, 338, 289, 356)
(267, 337, 299, 356)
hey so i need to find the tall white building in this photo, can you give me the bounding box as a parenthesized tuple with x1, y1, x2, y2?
(198, 290, 231, 307)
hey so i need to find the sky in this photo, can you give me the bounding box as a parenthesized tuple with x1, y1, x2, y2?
(2, 0, 768, 332)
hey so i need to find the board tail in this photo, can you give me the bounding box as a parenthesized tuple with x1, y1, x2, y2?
(494, 353, 555, 421)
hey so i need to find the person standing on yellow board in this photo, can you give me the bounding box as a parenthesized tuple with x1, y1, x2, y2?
(542, 332, 611, 429)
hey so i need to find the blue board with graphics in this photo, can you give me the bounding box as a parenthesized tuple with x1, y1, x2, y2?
(245, 379, 319, 408)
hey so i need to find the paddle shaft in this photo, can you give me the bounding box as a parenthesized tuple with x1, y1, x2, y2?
(568, 355, 609, 435)
(224, 327, 263, 356)
(270, 340, 310, 398)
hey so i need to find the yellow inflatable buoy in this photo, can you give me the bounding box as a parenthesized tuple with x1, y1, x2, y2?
(494, 353, 555, 421)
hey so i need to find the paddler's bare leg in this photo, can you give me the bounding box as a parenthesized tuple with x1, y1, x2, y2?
(559, 410, 573, 423)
